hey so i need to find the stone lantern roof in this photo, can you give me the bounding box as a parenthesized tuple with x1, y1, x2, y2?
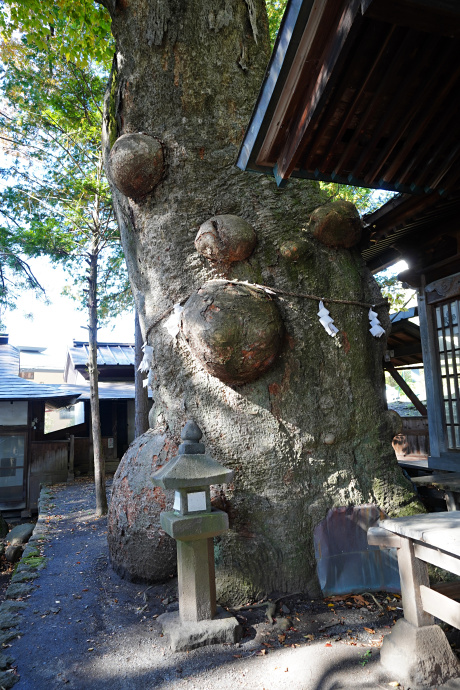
(152, 421, 233, 490)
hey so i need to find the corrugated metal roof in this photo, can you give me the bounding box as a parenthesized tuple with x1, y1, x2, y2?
(68, 342, 135, 369)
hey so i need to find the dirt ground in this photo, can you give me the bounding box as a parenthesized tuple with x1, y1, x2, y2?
(3, 478, 460, 690)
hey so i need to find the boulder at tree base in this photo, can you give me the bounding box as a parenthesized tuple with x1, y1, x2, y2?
(108, 429, 177, 583)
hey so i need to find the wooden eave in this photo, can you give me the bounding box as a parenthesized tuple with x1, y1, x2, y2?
(237, 0, 460, 194)
(362, 192, 460, 274)
(387, 319, 423, 367)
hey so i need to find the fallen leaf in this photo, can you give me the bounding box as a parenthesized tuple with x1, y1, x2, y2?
(304, 634, 314, 641)
(256, 649, 267, 656)
(233, 654, 242, 658)
(364, 627, 375, 634)
(325, 643, 332, 647)
(388, 683, 400, 687)
(87, 648, 94, 652)
(278, 634, 286, 643)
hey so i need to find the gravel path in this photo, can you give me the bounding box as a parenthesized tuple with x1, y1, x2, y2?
(1, 479, 460, 689)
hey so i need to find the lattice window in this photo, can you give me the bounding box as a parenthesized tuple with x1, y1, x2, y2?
(436, 299, 460, 449)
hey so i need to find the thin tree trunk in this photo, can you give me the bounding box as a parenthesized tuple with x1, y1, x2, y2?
(87, 153, 108, 516)
(134, 307, 149, 437)
(87, 244, 107, 516)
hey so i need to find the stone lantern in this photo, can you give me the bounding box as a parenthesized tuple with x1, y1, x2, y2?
(152, 420, 241, 651)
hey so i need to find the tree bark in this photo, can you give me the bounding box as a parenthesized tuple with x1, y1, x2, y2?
(101, 0, 421, 602)
(134, 307, 149, 437)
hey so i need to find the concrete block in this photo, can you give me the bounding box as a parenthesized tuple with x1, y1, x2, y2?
(158, 606, 242, 652)
(380, 618, 460, 687)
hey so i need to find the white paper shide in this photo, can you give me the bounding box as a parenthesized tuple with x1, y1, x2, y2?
(138, 343, 154, 372)
(369, 308, 385, 338)
(317, 301, 339, 337)
(164, 303, 184, 339)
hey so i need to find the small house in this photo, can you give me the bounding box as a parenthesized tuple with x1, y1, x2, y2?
(0, 334, 80, 516)
(0, 335, 151, 515)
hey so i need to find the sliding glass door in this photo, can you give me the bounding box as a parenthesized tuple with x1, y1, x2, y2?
(0, 434, 26, 503)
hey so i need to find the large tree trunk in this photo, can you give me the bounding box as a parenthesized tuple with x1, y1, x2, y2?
(101, 0, 420, 602)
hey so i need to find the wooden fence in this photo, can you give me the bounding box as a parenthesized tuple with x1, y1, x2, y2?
(392, 416, 429, 462)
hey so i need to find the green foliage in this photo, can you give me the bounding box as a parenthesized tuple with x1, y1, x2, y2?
(266, 0, 288, 46)
(385, 369, 414, 394)
(375, 270, 415, 313)
(0, 38, 131, 325)
(320, 183, 395, 214)
(359, 649, 372, 666)
(0, 0, 113, 68)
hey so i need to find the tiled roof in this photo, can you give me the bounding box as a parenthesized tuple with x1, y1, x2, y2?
(0, 344, 79, 402)
(0, 375, 81, 402)
(0, 344, 20, 376)
(0, 344, 150, 402)
(19, 349, 65, 372)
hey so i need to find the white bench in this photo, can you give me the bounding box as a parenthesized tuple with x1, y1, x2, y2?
(368, 512, 460, 685)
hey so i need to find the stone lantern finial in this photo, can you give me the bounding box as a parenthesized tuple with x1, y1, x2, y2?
(179, 421, 204, 455)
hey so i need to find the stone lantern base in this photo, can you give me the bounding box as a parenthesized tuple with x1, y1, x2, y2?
(158, 607, 242, 652)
